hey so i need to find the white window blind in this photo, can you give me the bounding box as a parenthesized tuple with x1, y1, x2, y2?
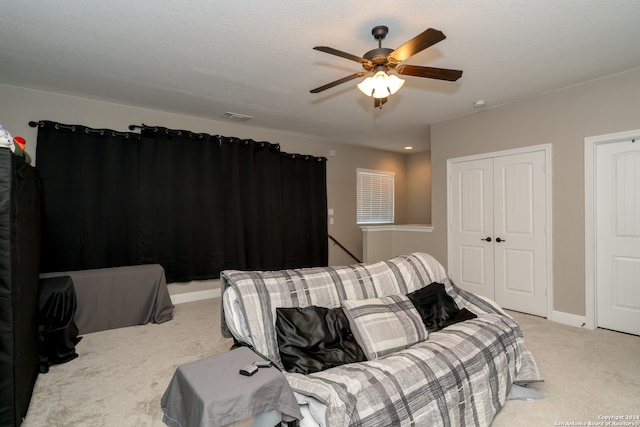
(357, 169, 395, 224)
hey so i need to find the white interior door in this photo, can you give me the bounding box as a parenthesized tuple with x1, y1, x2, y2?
(449, 148, 549, 317)
(596, 139, 640, 335)
(493, 151, 547, 316)
(450, 159, 494, 299)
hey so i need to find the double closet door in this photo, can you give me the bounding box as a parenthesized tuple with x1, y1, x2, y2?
(448, 148, 549, 317)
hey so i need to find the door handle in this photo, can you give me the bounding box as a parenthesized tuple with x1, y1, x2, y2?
(481, 237, 492, 242)
(496, 237, 506, 243)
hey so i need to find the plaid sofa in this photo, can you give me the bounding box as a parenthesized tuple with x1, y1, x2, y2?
(221, 252, 542, 426)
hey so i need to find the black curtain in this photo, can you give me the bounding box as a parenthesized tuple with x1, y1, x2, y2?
(35, 121, 328, 281)
(221, 138, 285, 271)
(281, 153, 328, 268)
(138, 127, 225, 282)
(36, 122, 140, 272)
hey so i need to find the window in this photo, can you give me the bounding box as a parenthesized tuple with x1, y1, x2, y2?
(357, 168, 395, 224)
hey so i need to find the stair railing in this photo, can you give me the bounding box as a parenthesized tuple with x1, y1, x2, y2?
(328, 234, 361, 264)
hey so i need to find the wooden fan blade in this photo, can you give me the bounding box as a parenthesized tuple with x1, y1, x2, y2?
(313, 46, 371, 64)
(310, 72, 369, 93)
(389, 28, 446, 63)
(396, 65, 463, 81)
(374, 97, 388, 109)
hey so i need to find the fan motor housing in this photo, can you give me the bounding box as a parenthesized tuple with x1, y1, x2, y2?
(363, 48, 394, 69)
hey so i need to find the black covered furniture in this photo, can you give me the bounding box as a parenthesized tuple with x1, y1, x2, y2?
(38, 276, 81, 373)
(0, 148, 41, 426)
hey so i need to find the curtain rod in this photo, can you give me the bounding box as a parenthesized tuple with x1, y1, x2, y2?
(130, 124, 326, 161)
(32, 121, 326, 161)
(29, 120, 139, 138)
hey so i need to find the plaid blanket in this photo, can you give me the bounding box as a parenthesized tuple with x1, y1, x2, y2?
(221, 253, 542, 426)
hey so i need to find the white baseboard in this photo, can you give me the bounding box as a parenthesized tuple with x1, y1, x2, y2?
(170, 288, 221, 305)
(551, 310, 589, 329)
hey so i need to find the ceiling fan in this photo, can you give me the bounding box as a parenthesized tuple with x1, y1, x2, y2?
(310, 26, 463, 108)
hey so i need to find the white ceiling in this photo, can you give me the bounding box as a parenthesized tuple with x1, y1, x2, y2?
(2, 1, 640, 152)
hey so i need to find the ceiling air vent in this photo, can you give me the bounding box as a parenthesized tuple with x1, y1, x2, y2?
(221, 112, 253, 122)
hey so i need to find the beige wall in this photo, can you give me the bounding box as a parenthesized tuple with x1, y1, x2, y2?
(429, 68, 640, 316)
(406, 150, 432, 225)
(362, 226, 434, 263)
(0, 84, 425, 275)
(324, 143, 408, 265)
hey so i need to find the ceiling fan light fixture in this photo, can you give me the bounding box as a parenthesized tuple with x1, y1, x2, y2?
(357, 70, 405, 99)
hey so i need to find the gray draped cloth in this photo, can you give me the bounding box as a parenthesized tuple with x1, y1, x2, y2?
(40, 264, 174, 334)
(162, 346, 302, 427)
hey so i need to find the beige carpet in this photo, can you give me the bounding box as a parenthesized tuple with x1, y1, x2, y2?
(23, 299, 234, 427)
(492, 311, 640, 427)
(23, 299, 640, 427)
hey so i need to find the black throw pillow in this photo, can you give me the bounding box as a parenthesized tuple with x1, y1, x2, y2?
(441, 307, 478, 329)
(407, 282, 477, 332)
(276, 306, 366, 374)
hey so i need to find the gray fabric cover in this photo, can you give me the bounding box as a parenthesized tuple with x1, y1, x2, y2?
(161, 346, 302, 427)
(40, 264, 173, 334)
(285, 308, 539, 426)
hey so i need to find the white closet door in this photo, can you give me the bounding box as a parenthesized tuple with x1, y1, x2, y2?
(493, 151, 547, 317)
(450, 158, 494, 299)
(449, 148, 549, 317)
(596, 140, 640, 335)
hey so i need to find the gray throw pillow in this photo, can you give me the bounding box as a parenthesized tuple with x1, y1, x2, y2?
(342, 294, 428, 360)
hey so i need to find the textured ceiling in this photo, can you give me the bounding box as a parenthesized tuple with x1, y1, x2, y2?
(2, 1, 640, 152)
